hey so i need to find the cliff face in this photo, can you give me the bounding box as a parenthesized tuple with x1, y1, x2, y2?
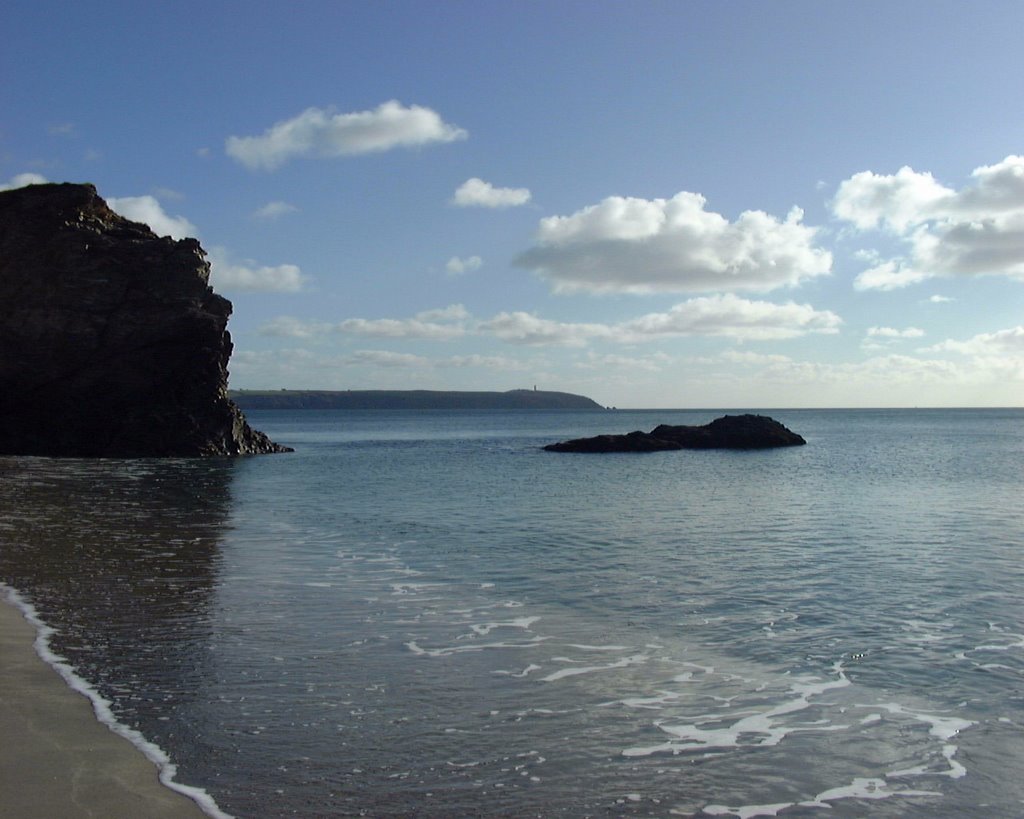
(0, 182, 289, 456)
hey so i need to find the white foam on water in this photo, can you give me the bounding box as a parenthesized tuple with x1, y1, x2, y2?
(702, 776, 942, 817)
(1, 583, 232, 819)
(541, 654, 647, 682)
(702, 801, 794, 818)
(599, 690, 684, 710)
(622, 664, 850, 758)
(469, 616, 541, 636)
(390, 582, 442, 595)
(492, 663, 542, 678)
(564, 643, 632, 651)
(405, 636, 550, 657)
(873, 701, 973, 779)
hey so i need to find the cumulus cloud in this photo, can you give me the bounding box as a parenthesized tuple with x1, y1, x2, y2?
(0, 172, 48, 190)
(835, 155, 1024, 288)
(107, 195, 198, 240)
(617, 294, 842, 342)
(928, 294, 954, 303)
(452, 177, 531, 208)
(866, 326, 925, 339)
(254, 200, 298, 220)
(925, 326, 1024, 357)
(446, 255, 482, 275)
(226, 101, 467, 170)
(208, 246, 305, 292)
(516, 192, 831, 294)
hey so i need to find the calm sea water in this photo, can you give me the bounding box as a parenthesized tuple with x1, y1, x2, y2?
(2, 408, 1023, 817)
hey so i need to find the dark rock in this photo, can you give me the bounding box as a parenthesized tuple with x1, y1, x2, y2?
(544, 414, 805, 452)
(0, 182, 291, 457)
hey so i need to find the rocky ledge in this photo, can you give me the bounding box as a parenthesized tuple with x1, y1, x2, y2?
(0, 182, 290, 457)
(543, 414, 806, 452)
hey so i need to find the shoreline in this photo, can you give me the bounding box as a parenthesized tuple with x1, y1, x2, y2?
(0, 586, 223, 818)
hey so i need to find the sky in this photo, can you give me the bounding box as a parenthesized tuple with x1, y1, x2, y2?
(3, 0, 1024, 408)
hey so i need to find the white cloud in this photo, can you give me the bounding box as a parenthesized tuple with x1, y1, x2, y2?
(343, 350, 432, 368)
(481, 295, 840, 346)
(446, 255, 482, 275)
(226, 101, 467, 170)
(0, 172, 49, 191)
(481, 312, 610, 347)
(922, 326, 1024, 382)
(416, 304, 470, 321)
(720, 349, 794, 366)
(259, 296, 840, 353)
(516, 192, 831, 293)
(107, 195, 198, 240)
(833, 166, 953, 232)
(577, 352, 671, 372)
(853, 260, 931, 291)
(208, 246, 305, 292)
(258, 316, 333, 338)
(835, 155, 1024, 288)
(339, 317, 465, 340)
(866, 326, 925, 339)
(259, 305, 470, 339)
(452, 177, 531, 208)
(926, 326, 1024, 357)
(254, 200, 298, 220)
(338, 305, 468, 340)
(928, 294, 954, 303)
(617, 294, 842, 342)
(442, 354, 528, 371)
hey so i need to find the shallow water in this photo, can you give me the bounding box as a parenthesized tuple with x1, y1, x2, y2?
(2, 408, 1023, 817)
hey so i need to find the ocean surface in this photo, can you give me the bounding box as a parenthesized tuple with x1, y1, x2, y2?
(2, 408, 1023, 818)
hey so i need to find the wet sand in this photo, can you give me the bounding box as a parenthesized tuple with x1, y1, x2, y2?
(0, 596, 209, 818)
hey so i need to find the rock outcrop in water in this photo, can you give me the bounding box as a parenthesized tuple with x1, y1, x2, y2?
(0, 182, 290, 457)
(543, 414, 806, 452)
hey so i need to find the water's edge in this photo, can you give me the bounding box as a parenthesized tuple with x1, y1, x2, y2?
(0, 582, 232, 819)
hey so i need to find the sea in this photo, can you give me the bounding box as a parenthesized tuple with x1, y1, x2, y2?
(1, 407, 1023, 818)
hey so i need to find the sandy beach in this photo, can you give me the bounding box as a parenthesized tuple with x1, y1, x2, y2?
(0, 595, 210, 818)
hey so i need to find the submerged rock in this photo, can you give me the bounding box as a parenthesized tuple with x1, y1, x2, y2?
(0, 182, 290, 457)
(543, 414, 806, 452)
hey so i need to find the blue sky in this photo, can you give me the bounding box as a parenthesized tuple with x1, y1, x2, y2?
(4, 0, 1024, 407)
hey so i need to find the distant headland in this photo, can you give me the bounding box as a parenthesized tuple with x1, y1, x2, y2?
(230, 389, 604, 411)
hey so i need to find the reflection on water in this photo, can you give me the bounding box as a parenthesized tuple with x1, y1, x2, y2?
(0, 456, 234, 771)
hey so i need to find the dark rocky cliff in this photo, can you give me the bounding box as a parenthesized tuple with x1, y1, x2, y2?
(0, 182, 289, 456)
